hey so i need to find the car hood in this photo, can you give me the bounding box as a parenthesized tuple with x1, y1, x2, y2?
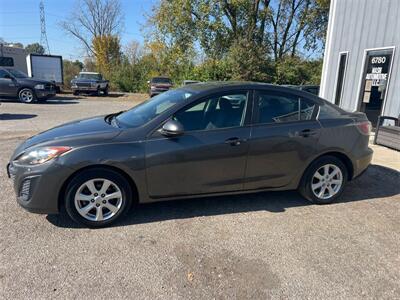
(72, 79, 100, 83)
(12, 116, 121, 159)
(17, 78, 54, 85)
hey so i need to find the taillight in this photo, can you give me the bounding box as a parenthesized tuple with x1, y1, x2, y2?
(356, 121, 371, 135)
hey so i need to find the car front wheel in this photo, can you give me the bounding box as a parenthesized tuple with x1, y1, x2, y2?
(18, 88, 36, 103)
(299, 156, 348, 204)
(65, 168, 133, 227)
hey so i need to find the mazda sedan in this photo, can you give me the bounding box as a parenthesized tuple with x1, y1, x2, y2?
(8, 82, 373, 227)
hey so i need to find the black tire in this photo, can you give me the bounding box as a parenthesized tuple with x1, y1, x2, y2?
(64, 168, 133, 228)
(18, 88, 36, 103)
(103, 86, 109, 96)
(298, 155, 348, 204)
(73, 91, 79, 96)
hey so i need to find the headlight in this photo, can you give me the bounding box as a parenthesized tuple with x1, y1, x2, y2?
(91, 82, 98, 87)
(34, 84, 45, 90)
(16, 146, 72, 165)
(150, 86, 156, 90)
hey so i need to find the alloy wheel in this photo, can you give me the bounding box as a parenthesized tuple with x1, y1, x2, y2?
(311, 164, 343, 200)
(20, 90, 34, 103)
(74, 178, 123, 222)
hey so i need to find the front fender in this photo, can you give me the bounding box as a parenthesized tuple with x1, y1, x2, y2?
(57, 141, 147, 202)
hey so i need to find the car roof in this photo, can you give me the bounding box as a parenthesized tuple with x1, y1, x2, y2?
(179, 81, 325, 104)
(181, 81, 287, 93)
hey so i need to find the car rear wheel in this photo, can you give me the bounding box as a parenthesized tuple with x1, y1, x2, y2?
(65, 168, 133, 227)
(73, 91, 79, 96)
(18, 88, 36, 103)
(299, 156, 348, 204)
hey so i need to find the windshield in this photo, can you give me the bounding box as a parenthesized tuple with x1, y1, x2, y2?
(7, 69, 28, 78)
(116, 89, 194, 127)
(78, 73, 102, 80)
(151, 77, 172, 84)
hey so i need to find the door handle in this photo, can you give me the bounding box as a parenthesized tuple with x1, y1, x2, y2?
(225, 137, 245, 146)
(298, 129, 317, 137)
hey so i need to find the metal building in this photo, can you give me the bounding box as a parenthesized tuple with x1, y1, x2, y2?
(320, 0, 400, 126)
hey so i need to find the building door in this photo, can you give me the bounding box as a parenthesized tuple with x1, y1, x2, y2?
(359, 48, 394, 127)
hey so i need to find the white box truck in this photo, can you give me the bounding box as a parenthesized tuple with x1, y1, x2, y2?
(0, 44, 28, 74)
(27, 54, 63, 91)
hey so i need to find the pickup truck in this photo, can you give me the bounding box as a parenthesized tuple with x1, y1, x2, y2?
(0, 67, 56, 103)
(71, 72, 109, 96)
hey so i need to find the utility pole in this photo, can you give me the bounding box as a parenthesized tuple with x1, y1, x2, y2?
(40, 0, 50, 54)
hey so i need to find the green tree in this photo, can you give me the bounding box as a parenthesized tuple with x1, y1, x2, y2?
(25, 43, 45, 55)
(63, 59, 84, 89)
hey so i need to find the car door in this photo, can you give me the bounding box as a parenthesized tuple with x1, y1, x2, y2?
(0, 69, 17, 96)
(145, 90, 252, 198)
(244, 89, 321, 190)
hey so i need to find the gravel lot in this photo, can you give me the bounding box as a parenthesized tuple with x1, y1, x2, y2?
(1, 95, 399, 299)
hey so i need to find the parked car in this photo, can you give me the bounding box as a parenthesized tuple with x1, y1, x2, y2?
(7, 82, 373, 227)
(0, 67, 56, 103)
(71, 72, 109, 96)
(148, 76, 173, 97)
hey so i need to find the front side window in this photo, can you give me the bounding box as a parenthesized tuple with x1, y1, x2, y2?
(0, 69, 10, 79)
(116, 89, 194, 127)
(174, 92, 248, 131)
(7, 68, 27, 78)
(256, 91, 316, 124)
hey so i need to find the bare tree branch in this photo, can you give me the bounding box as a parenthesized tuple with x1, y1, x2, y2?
(60, 0, 123, 56)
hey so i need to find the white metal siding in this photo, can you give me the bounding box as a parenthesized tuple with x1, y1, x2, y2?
(320, 0, 400, 118)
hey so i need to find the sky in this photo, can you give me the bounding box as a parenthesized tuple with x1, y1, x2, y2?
(0, 0, 157, 60)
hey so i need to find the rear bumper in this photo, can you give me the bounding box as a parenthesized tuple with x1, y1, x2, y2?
(353, 147, 373, 179)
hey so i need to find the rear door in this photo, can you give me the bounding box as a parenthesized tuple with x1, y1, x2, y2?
(145, 90, 252, 198)
(244, 89, 321, 190)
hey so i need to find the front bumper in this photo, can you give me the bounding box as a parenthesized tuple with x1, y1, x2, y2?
(35, 89, 56, 99)
(72, 86, 99, 92)
(150, 88, 169, 96)
(7, 160, 75, 214)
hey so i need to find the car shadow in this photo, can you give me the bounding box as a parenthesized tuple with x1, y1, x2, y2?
(0, 95, 80, 104)
(0, 113, 37, 120)
(46, 164, 400, 229)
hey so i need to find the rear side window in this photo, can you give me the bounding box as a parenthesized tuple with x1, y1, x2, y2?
(318, 103, 344, 119)
(255, 91, 316, 124)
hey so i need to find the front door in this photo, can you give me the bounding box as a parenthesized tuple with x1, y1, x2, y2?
(359, 48, 394, 126)
(145, 91, 251, 198)
(244, 90, 321, 190)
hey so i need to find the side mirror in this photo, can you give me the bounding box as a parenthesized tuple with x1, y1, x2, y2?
(159, 119, 184, 137)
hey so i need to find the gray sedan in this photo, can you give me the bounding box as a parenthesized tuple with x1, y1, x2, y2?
(7, 82, 373, 227)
